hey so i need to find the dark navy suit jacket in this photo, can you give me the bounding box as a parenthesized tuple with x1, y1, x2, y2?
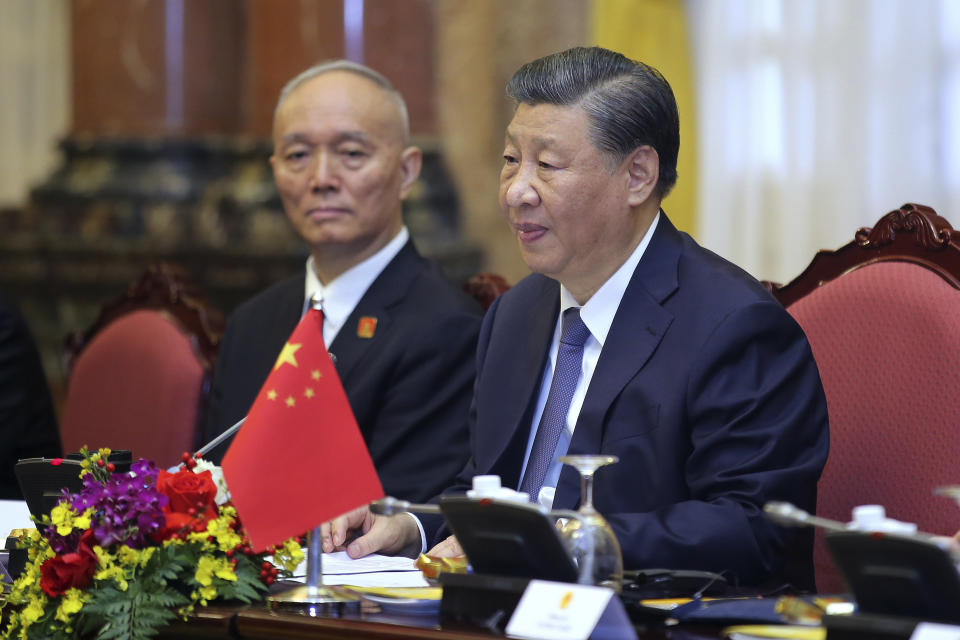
(203, 241, 482, 503)
(0, 290, 62, 499)
(433, 215, 829, 588)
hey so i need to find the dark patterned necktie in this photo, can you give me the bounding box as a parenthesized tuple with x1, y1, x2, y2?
(519, 307, 591, 500)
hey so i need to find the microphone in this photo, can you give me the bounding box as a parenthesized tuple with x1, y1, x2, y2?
(191, 416, 246, 461)
(369, 496, 441, 515)
(763, 501, 848, 532)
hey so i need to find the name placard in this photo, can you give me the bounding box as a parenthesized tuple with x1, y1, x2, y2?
(505, 580, 635, 640)
(911, 622, 960, 640)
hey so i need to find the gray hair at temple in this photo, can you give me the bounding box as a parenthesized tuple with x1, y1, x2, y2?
(506, 46, 680, 199)
(274, 60, 411, 144)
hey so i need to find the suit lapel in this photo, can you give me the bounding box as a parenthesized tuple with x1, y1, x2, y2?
(328, 241, 423, 381)
(478, 279, 558, 481)
(553, 215, 683, 509)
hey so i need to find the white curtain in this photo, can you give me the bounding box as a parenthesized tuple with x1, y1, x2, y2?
(688, 0, 960, 284)
(0, 0, 70, 208)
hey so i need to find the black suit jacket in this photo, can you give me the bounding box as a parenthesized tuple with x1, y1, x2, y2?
(204, 241, 482, 503)
(430, 215, 829, 588)
(0, 290, 62, 499)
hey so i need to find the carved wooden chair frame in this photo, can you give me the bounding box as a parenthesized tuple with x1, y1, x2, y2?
(765, 203, 960, 304)
(64, 262, 225, 377)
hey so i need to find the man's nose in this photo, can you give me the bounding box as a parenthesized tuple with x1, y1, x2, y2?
(309, 151, 339, 192)
(503, 164, 540, 208)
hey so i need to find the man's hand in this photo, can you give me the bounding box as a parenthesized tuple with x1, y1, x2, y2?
(427, 534, 464, 557)
(321, 506, 422, 558)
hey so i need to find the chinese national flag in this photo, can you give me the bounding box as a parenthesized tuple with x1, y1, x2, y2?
(222, 308, 384, 551)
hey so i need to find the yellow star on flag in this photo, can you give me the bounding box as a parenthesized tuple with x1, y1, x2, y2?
(267, 389, 278, 401)
(304, 388, 315, 399)
(311, 369, 322, 380)
(285, 396, 296, 408)
(274, 342, 302, 370)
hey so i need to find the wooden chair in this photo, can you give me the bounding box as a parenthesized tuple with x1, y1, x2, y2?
(765, 203, 960, 593)
(463, 272, 511, 311)
(60, 263, 225, 468)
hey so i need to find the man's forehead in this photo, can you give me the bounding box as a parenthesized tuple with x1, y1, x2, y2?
(274, 72, 402, 134)
(504, 102, 587, 146)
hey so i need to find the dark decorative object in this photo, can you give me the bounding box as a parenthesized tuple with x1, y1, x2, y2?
(462, 272, 512, 311)
(764, 203, 960, 305)
(63, 262, 225, 375)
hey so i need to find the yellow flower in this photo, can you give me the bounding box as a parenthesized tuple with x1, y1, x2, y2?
(195, 555, 236, 588)
(73, 507, 94, 531)
(202, 514, 242, 552)
(93, 547, 128, 591)
(275, 538, 305, 574)
(54, 588, 88, 623)
(21, 596, 46, 625)
(199, 585, 217, 604)
(116, 545, 155, 569)
(49, 503, 77, 536)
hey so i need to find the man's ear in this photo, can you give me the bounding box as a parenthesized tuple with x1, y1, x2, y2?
(398, 146, 423, 199)
(626, 145, 659, 207)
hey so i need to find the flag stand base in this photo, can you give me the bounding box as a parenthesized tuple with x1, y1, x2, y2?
(265, 525, 360, 613)
(267, 584, 360, 614)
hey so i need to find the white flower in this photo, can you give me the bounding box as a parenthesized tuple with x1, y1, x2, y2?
(192, 459, 231, 505)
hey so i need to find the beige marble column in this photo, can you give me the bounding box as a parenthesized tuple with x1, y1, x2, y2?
(435, 0, 588, 283)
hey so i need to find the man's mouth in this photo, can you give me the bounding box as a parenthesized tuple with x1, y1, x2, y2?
(514, 222, 547, 243)
(305, 206, 350, 219)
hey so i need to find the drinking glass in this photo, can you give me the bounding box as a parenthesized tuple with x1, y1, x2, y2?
(556, 454, 623, 591)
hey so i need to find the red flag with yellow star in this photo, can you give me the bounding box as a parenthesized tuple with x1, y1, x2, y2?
(221, 308, 383, 551)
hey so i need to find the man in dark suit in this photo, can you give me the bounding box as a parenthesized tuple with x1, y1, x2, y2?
(0, 290, 62, 499)
(204, 61, 481, 504)
(328, 47, 828, 588)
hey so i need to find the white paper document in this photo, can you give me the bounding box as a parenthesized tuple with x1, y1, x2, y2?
(0, 500, 33, 538)
(288, 551, 429, 588)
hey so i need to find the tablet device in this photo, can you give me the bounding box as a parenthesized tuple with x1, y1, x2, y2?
(438, 495, 578, 582)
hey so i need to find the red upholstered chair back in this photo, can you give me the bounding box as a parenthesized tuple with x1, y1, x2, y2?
(60, 264, 224, 468)
(766, 204, 960, 593)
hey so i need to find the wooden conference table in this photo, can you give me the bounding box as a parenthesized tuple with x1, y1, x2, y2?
(158, 600, 725, 640)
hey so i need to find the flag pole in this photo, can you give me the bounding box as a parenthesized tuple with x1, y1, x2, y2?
(267, 525, 360, 611)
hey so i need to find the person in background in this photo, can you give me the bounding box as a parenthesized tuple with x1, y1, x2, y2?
(325, 46, 829, 590)
(0, 290, 62, 499)
(203, 61, 482, 504)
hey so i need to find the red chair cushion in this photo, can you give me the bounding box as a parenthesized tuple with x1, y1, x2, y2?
(787, 261, 960, 592)
(60, 310, 204, 468)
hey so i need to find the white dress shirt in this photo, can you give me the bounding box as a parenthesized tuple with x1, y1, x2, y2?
(302, 227, 409, 334)
(518, 213, 660, 508)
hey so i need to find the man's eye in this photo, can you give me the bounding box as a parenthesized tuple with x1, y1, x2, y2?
(538, 161, 554, 169)
(286, 151, 308, 162)
(342, 149, 367, 159)
(503, 154, 518, 164)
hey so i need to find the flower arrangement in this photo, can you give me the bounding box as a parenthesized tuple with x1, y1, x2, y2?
(1, 448, 303, 640)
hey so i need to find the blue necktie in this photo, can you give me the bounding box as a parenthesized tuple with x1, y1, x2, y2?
(520, 307, 591, 500)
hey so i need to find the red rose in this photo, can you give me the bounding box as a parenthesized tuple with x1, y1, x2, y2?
(157, 469, 217, 514)
(156, 469, 218, 539)
(40, 530, 97, 597)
